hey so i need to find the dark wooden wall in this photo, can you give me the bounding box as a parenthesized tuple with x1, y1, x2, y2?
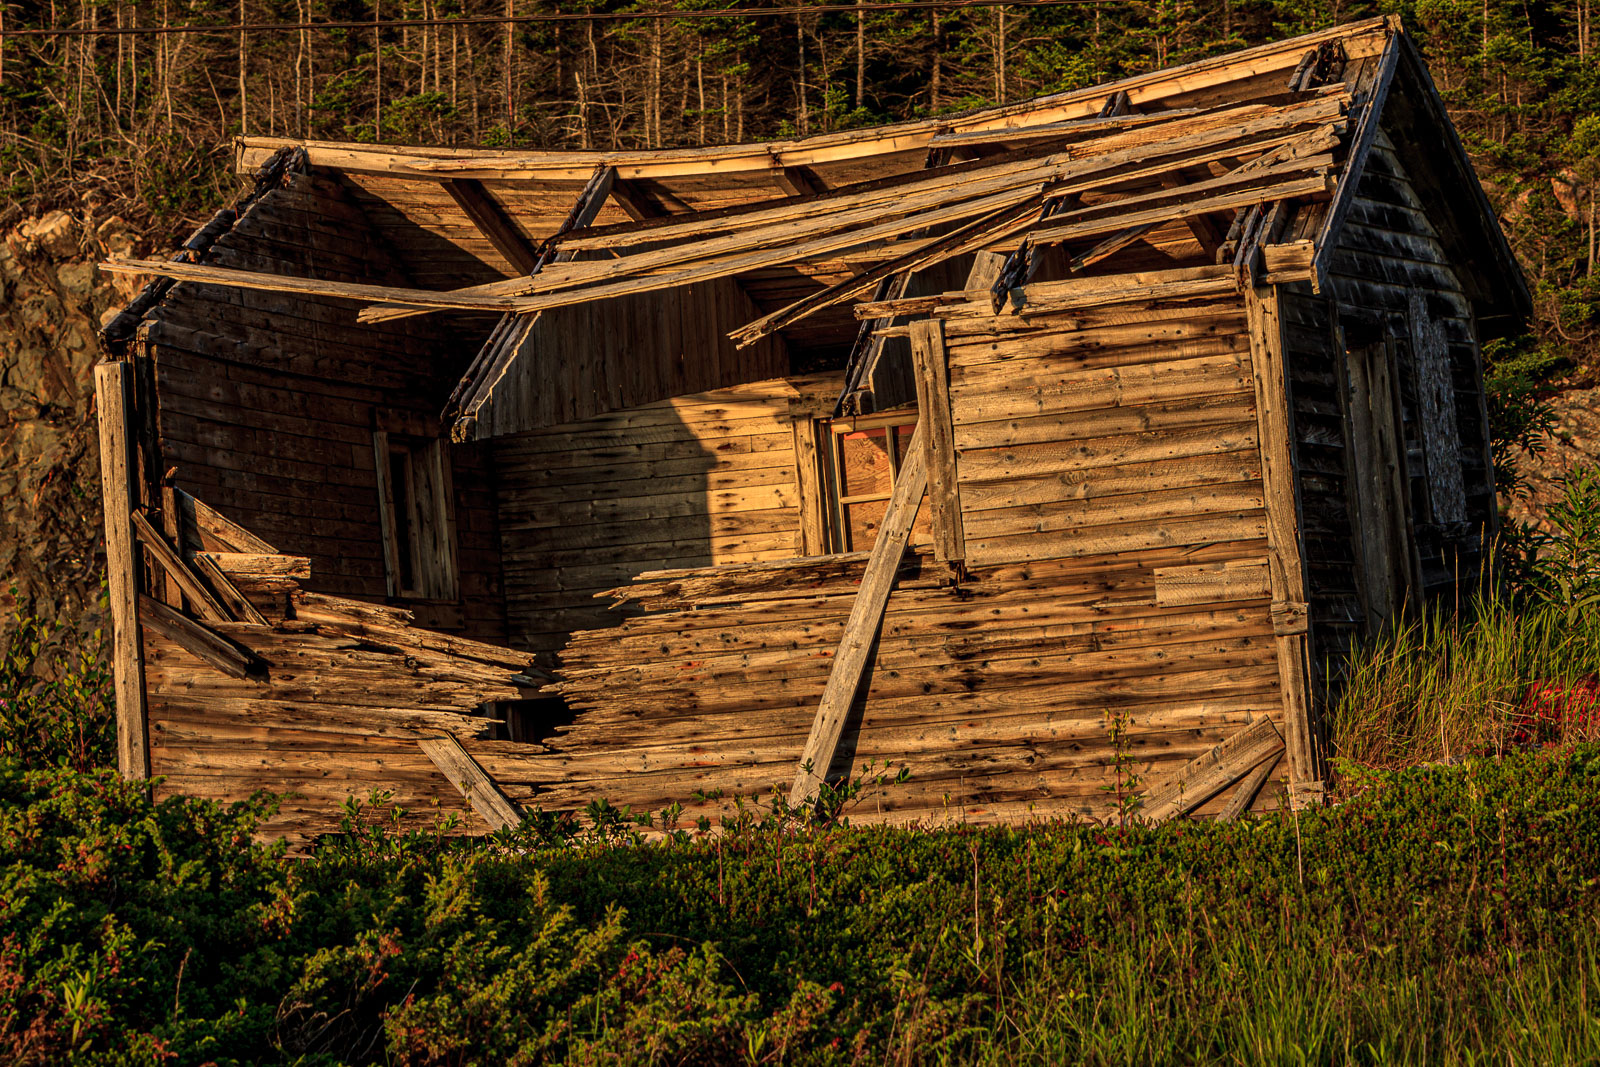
(139, 170, 507, 641)
(457, 279, 791, 440)
(1288, 121, 1496, 678)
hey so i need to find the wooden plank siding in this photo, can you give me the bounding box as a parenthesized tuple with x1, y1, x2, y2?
(457, 278, 791, 440)
(543, 294, 1293, 825)
(491, 375, 842, 654)
(139, 170, 508, 642)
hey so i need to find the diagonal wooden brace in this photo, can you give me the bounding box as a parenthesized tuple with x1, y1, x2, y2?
(790, 425, 928, 804)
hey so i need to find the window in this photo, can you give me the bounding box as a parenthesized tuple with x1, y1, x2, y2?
(373, 431, 459, 601)
(818, 414, 932, 553)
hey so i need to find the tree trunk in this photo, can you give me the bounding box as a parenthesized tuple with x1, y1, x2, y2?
(373, 0, 381, 139)
(503, 0, 514, 133)
(796, 16, 808, 136)
(239, 0, 248, 135)
(856, 0, 865, 110)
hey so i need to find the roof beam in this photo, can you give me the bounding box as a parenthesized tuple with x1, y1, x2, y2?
(609, 177, 670, 220)
(444, 178, 540, 275)
(773, 165, 822, 197)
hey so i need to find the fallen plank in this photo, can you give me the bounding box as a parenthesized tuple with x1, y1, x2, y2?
(1216, 751, 1282, 822)
(1138, 714, 1284, 823)
(790, 425, 928, 804)
(138, 594, 265, 680)
(418, 735, 524, 831)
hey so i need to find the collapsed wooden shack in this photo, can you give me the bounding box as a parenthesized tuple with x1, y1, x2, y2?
(95, 17, 1528, 842)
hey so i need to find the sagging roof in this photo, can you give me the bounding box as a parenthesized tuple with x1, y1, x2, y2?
(104, 16, 1529, 438)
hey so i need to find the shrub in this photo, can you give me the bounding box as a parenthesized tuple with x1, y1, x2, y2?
(0, 605, 114, 772)
(2, 748, 1600, 1064)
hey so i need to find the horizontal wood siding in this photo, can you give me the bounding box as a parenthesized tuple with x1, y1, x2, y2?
(1326, 127, 1495, 611)
(540, 301, 1288, 826)
(943, 299, 1268, 567)
(492, 375, 839, 653)
(142, 171, 506, 641)
(464, 278, 792, 439)
(545, 544, 1284, 826)
(141, 588, 534, 846)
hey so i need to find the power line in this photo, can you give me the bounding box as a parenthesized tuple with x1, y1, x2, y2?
(0, 0, 1101, 39)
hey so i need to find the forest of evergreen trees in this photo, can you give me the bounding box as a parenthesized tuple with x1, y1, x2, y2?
(1, 0, 1596, 370)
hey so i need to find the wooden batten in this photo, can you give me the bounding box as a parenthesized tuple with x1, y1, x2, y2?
(908, 319, 965, 562)
(94, 362, 150, 781)
(1244, 287, 1321, 800)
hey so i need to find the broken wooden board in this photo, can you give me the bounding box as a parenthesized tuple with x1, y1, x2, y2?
(790, 425, 929, 804)
(418, 735, 524, 831)
(1138, 715, 1285, 823)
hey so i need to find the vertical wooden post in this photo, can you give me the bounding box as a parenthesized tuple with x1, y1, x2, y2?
(1244, 288, 1321, 804)
(95, 361, 150, 781)
(908, 318, 964, 562)
(790, 417, 828, 556)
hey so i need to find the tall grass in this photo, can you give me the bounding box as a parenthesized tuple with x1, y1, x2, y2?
(1331, 465, 1600, 769)
(1330, 597, 1600, 768)
(970, 917, 1600, 1065)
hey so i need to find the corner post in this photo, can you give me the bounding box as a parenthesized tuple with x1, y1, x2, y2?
(95, 361, 150, 780)
(1244, 286, 1322, 804)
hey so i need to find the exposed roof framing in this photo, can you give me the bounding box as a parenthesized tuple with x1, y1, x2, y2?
(443, 179, 540, 274)
(102, 16, 1529, 432)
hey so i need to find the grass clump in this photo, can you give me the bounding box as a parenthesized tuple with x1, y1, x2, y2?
(1330, 466, 1600, 768)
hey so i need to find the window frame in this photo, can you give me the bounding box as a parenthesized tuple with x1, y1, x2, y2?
(373, 429, 461, 602)
(814, 411, 921, 555)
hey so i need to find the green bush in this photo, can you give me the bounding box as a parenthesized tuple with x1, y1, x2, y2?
(3, 749, 1600, 1064)
(0, 606, 114, 773)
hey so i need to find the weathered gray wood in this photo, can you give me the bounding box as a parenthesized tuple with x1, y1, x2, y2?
(199, 552, 313, 579)
(130, 510, 232, 623)
(94, 362, 149, 781)
(790, 418, 829, 556)
(1244, 287, 1321, 799)
(908, 319, 964, 562)
(1343, 335, 1419, 629)
(1408, 289, 1466, 524)
(417, 735, 524, 830)
(138, 594, 262, 680)
(790, 425, 928, 803)
(1140, 715, 1284, 823)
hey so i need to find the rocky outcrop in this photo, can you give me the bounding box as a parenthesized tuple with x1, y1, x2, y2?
(0, 210, 145, 639)
(1503, 385, 1600, 536)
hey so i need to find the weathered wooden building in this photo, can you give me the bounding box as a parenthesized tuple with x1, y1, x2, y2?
(96, 17, 1527, 841)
